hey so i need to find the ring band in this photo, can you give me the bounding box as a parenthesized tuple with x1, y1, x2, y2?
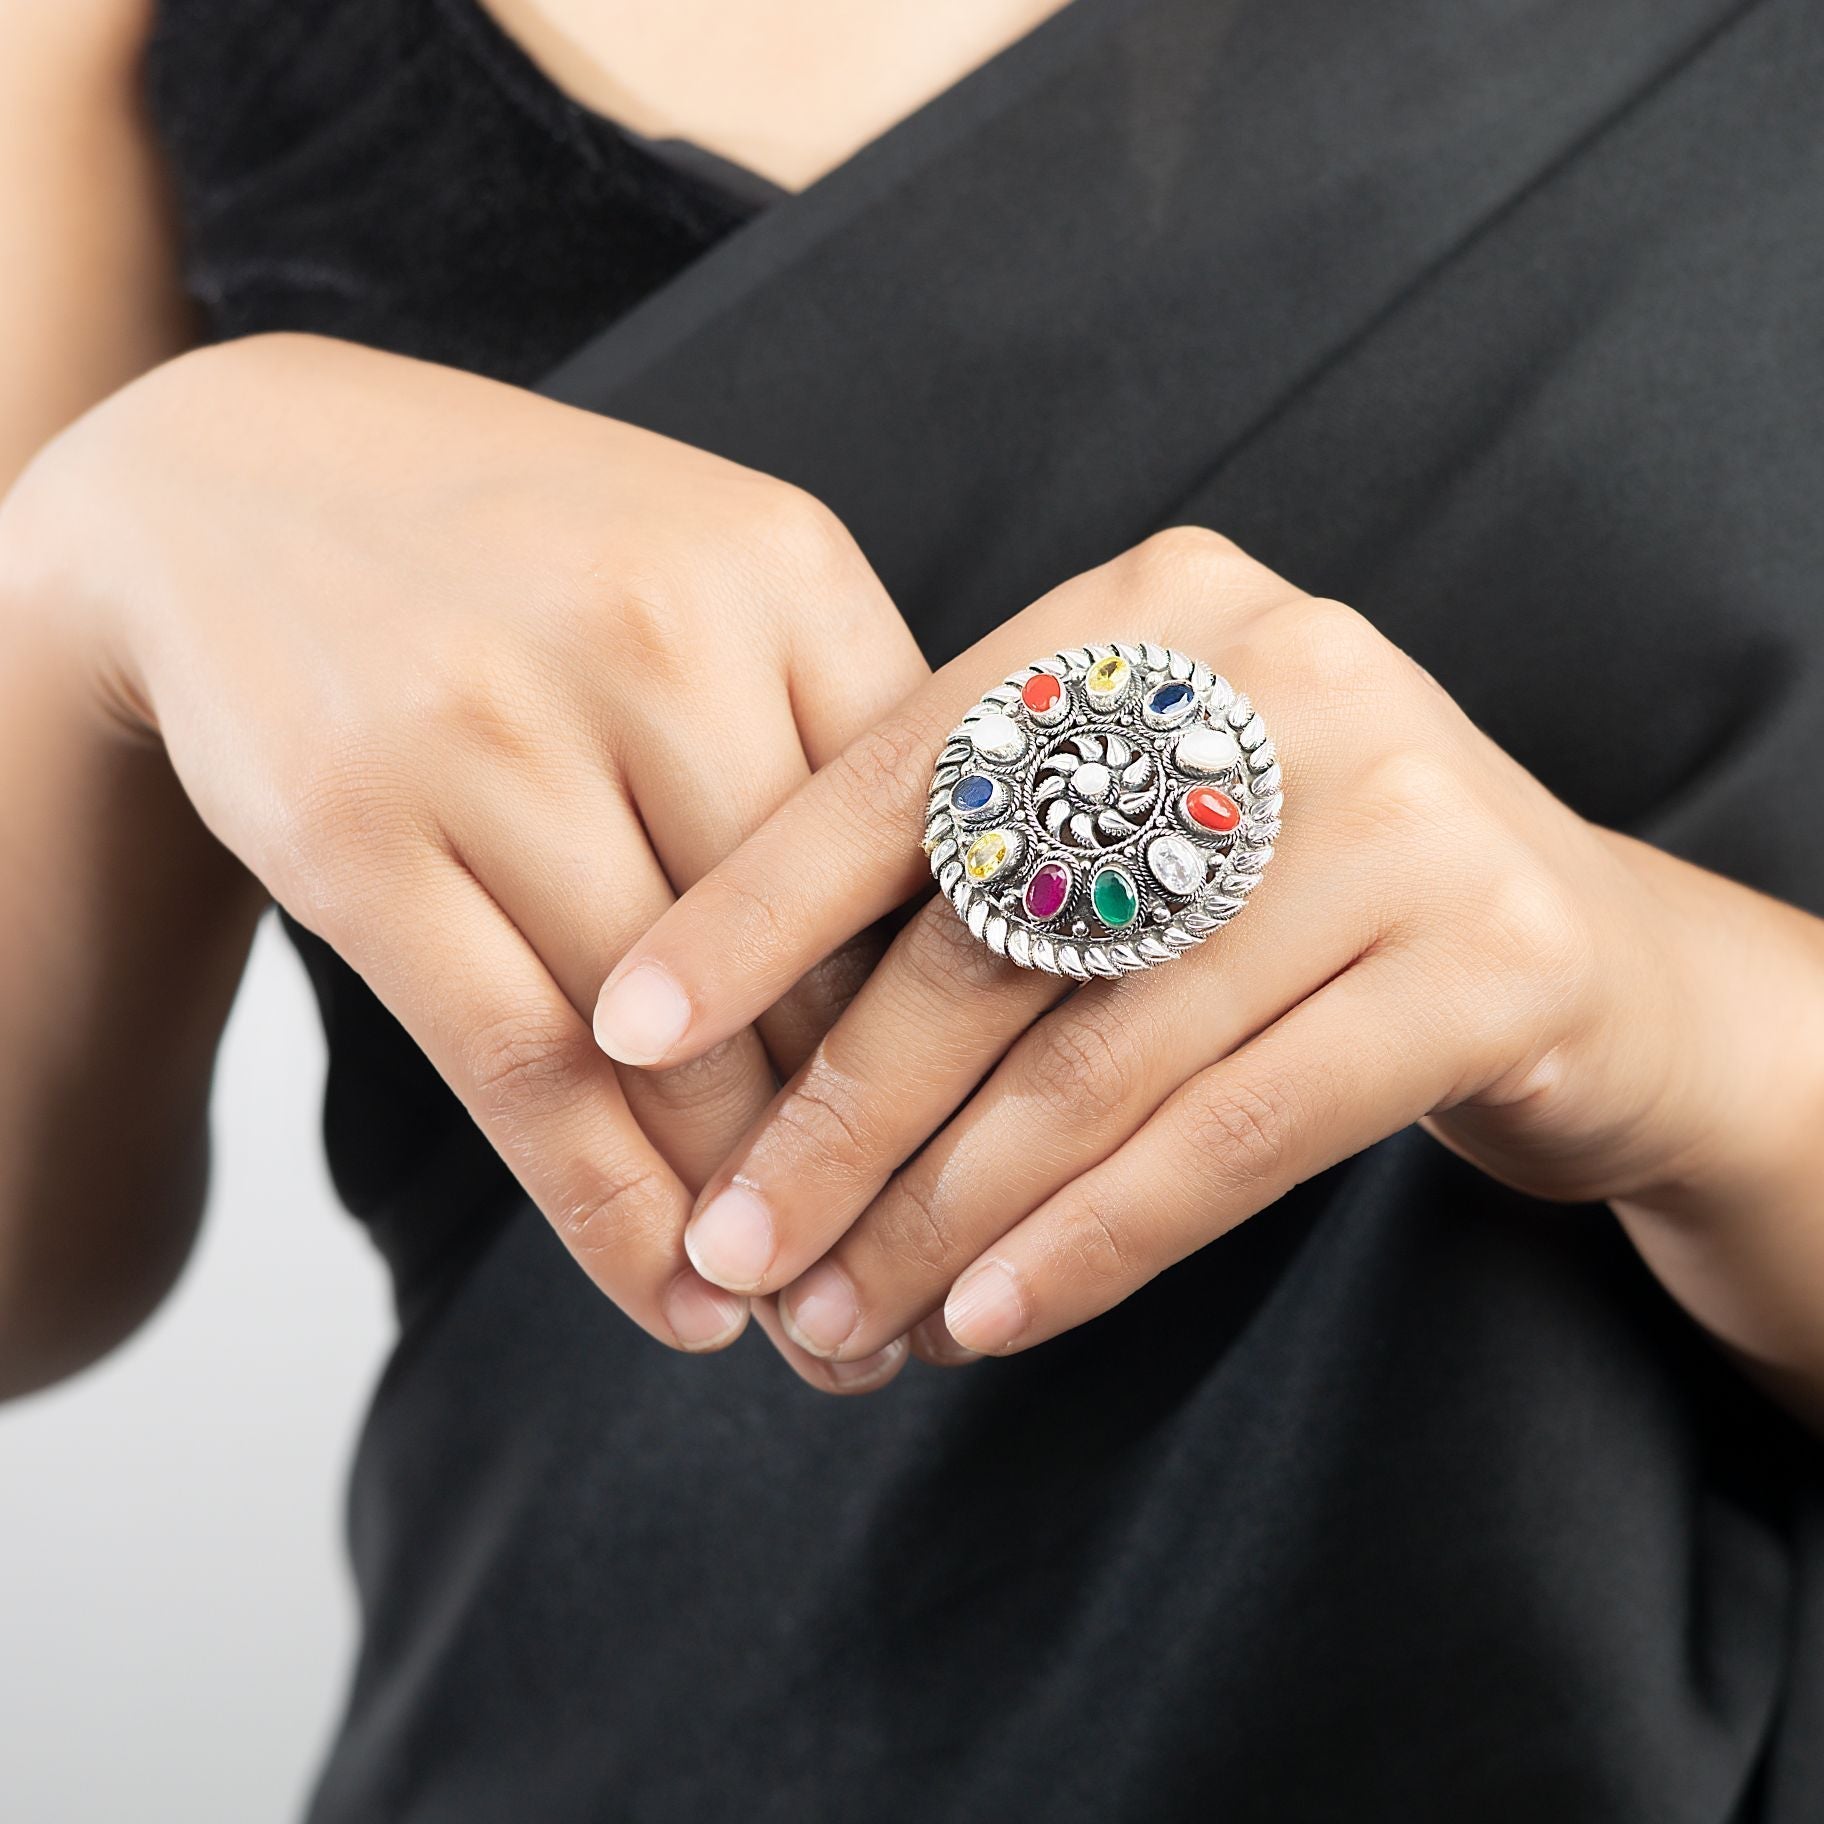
(922, 643, 1282, 977)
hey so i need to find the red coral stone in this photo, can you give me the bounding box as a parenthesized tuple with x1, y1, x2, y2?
(1184, 786, 1241, 833)
(1021, 673, 1063, 714)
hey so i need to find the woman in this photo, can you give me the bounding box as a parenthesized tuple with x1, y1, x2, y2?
(3, 0, 1821, 1816)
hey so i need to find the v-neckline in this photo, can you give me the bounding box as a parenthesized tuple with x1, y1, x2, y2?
(445, 0, 1109, 211)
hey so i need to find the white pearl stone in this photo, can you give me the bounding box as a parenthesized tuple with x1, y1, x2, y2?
(1175, 725, 1242, 775)
(969, 713, 1026, 761)
(1146, 834, 1207, 897)
(1070, 762, 1112, 801)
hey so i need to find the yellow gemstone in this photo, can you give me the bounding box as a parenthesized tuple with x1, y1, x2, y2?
(1085, 654, 1131, 704)
(965, 829, 1012, 882)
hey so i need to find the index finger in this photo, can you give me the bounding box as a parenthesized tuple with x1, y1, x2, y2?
(590, 694, 950, 1068)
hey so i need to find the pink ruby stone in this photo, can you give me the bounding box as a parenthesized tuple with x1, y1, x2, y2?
(1024, 862, 1071, 921)
(1185, 785, 1241, 833)
(1021, 673, 1063, 714)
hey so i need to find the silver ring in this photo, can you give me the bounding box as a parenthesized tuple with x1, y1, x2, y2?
(922, 643, 1283, 977)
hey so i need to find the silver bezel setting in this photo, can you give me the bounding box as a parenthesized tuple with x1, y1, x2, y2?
(922, 642, 1283, 977)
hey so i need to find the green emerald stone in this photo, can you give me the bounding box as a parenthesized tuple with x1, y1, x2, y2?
(1091, 867, 1139, 930)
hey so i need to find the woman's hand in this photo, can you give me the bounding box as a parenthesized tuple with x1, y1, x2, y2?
(1, 332, 926, 1383)
(593, 528, 1824, 1404)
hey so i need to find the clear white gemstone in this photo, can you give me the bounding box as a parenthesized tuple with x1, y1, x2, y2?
(1070, 762, 1112, 801)
(1146, 834, 1207, 897)
(969, 713, 1026, 761)
(1175, 725, 1243, 775)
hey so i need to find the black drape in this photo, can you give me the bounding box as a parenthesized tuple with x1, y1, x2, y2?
(160, 0, 1822, 1815)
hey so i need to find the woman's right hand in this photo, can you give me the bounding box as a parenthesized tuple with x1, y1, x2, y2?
(0, 332, 926, 1381)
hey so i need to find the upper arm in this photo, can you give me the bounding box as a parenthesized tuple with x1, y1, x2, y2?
(0, 0, 193, 488)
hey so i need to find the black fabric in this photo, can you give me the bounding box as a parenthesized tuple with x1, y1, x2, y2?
(143, 0, 1824, 1818)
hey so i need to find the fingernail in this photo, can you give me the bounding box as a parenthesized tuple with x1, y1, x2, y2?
(911, 1313, 981, 1367)
(685, 1184, 775, 1291)
(822, 1337, 909, 1393)
(662, 1272, 748, 1352)
(944, 1260, 1027, 1354)
(780, 1262, 861, 1358)
(594, 963, 690, 1066)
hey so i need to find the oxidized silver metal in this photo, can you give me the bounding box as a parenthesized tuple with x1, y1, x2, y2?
(922, 643, 1283, 977)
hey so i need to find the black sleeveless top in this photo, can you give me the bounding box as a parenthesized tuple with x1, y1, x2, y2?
(145, 3, 1824, 1820)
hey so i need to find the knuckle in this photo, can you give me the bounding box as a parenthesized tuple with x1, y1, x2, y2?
(1115, 525, 1285, 635)
(585, 578, 699, 686)
(694, 867, 791, 971)
(898, 901, 1017, 1001)
(548, 1154, 677, 1265)
(1467, 867, 1593, 1044)
(463, 1006, 594, 1134)
(832, 713, 932, 814)
(871, 1170, 957, 1276)
(1176, 1074, 1294, 1191)
(634, 1035, 761, 1123)
(1060, 1180, 1141, 1288)
(788, 930, 883, 1025)
(425, 656, 545, 763)
(1284, 596, 1385, 685)
(1128, 524, 1246, 591)
(1361, 746, 1469, 840)
(768, 1062, 878, 1176)
(1482, 866, 1586, 969)
(1018, 1015, 1135, 1129)
(752, 481, 861, 582)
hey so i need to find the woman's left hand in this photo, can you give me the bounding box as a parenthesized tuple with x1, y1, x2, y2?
(593, 529, 1824, 1390)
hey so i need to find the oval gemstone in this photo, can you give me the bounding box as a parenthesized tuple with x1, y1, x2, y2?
(1184, 785, 1241, 833)
(950, 772, 999, 816)
(1146, 833, 1206, 897)
(1021, 672, 1064, 714)
(1084, 654, 1131, 707)
(1147, 681, 1195, 719)
(1023, 861, 1071, 922)
(969, 713, 1026, 762)
(1091, 867, 1139, 929)
(1175, 725, 1243, 775)
(965, 829, 1017, 882)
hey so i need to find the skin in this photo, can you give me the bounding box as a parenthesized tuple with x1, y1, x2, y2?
(483, 0, 1072, 192)
(595, 530, 1824, 1425)
(0, 0, 1050, 1398)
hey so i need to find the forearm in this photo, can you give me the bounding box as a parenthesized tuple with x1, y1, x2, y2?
(0, 578, 264, 1398)
(0, 0, 251, 1397)
(1602, 834, 1824, 1427)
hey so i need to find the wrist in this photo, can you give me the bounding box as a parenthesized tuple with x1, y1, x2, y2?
(1596, 827, 1824, 1221)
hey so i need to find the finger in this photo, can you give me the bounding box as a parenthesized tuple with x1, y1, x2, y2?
(681, 896, 1062, 1296)
(453, 766, 774, 1191)
(748, 1296, 912, 1397)
(592, 530, 1298, 1071)
(590, 693, 943, 1070)
(941, 952, 1459, 1355)
(322, 849, 750, 1352)
(786, 593, 929, 769)
(908, 1310, 983, 1368)
(765, 817, 1367, 1359)
(618, 692, 886, 1081)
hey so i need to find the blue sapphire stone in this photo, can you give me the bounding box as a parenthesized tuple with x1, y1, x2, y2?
(1149, 681, 1195, 715)
(951, 773, 997, 813)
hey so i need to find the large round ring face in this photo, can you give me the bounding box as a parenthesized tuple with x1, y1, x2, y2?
(923, 643, 1283, 977)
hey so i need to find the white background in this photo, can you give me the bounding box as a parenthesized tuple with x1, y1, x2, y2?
(0, 918, 393, 1822)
